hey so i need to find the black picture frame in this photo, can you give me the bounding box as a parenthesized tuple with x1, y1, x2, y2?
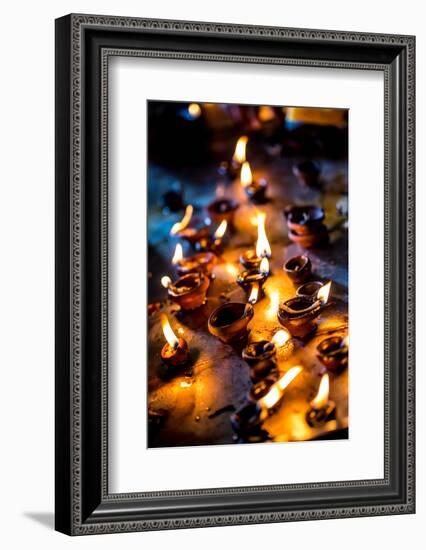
(55, 14, 415, 535)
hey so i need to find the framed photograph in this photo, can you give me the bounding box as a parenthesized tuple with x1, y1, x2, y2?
(55, 14, 415, 535)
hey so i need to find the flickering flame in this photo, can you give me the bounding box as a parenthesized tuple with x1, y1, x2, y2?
(317, 281, 331, 304)
(161, 276, 172, 288)
(214, 219, 228, 239)
(233, 135, 248, 164)
(160, 313, 179, 349)
(259, 257, 269, 275)
(172, 243, 183, 264)
(240, 161, 253, 188)
(259, 366, 302, 409)
(256, 211, 272, 258)
(310, 373, 330, 410)
(248, 282, 260, 304)
(188, 103, 201, 119)
(266, 290, 280, 320)
(170, 205, 193, 235)
(272, 329, 291, 347)
(258, 105, 275, 122)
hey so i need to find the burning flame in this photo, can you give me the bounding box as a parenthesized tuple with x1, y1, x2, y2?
(259, 366, 302, 409)
(188, 103, 201, 119)
(317, 281, 331, 304)
(259, 257, 269, 275)
(233, 135, 248, 164)
(170, 205, 193, 235)
(266, 290, 280, 320)
(161, 276, 172, 288)
(240, 161, 253, 188)
(172, 243, 183, 264)
(160, 313, 179, 349)
(272, 329, 291, 347)
(214, 219, 228, 239)
(248, 282, 260, 304)
(310, 373, 330, 410)
(258, 105, 275, 122)
(256, 211, 272, 258)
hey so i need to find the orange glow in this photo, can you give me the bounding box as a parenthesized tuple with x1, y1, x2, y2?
(188, 103, 201, 118)
(172, 243, 183, 264)
(256, 211, 272, 258)
(214, 219, 228, 239)
(248, 282, 260, 304)
(266, 289, 280, 320)
(225, 263, 239, 278)
(272, 329, 291, 347)
(170, 205, 193, 235)
(259, 366, 302, 409)
(258, 105, 275, 122)
(233, 135, 248, 164)
(240, 161, 253, 188)
(260, 385, 281, 409)
(161, 276, 172, 288)
(317, 281, 331, 304)
(259, 257, 269, 275)
(179, 380, 192, 388)
(277, 366, 303, 391)
(310, 373, 330, 409)
(160, 313, 179, 348)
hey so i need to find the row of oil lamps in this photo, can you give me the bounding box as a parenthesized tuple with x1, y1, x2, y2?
(155, 135, 347, 441)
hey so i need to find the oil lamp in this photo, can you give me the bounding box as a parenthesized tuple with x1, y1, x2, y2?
(195, 220, 228, 254)
(240, 249, 261, 270)
(317, 335, 348, 372)
(306, 373, 336, 427)
(242, 340, 277, 381)
(208, 302, 254, 344)
(240, 161, 268, 203)
(172, 243, 217, 277)
(293, 160, 321, 189)
(284, 254, 312, 284)
(278, 281, 331, 338)
(170, 204, 193, 236)
(160, 313, 190, 368)
(284, 205, 328, 248)
(161, 272, 210, 311)
(170, 204, 211, 248)
(296, 280, 324, 299)
(237, 257, 270, 304)
(240, 211, 271, 270)
(207, 198, 239, 225)
(218, 135, 249, 178)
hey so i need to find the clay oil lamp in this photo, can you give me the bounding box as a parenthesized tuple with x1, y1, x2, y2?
(317, 335, 349, 372)
(207, 197, 239, 226)
(208, 302, 254, 344)
(161, 272, 210, 311)
(296, 280, 324, 299)
(278, 281, 331, 338)
(284, 205, 328, 248)
(195, 220, 228, 254)
(218, 135, 249, 179)
(170, 204, 210, 249)
(240, 248, 261, 270)
(237, 257, 270, 304)
(160, 313, 190, 369)
(306, 373, 336, 427)
(284, 254, 312, 284)
(240, 161, 268, 203)
(172, 243, 217, 277)
(293, 160, 321, 189)
(242, 340, 277, 381)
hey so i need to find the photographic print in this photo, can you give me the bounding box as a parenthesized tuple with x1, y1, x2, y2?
(147, 101, 349, 448)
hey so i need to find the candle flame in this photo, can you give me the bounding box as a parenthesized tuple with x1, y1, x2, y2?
(256, 211, 272, 258)
(248, 282, 260, 304)
(161, 276, 172, 289)
(259, 257, 269, 275)
(317, 281, 331, 304)
(310, 373, 329, 410)
(214, 219, 228, 239)
(160, 313, 179, 348)
(240, 161, 253, 188)
(233, 135, 248, 164)
(272, 329, 291, 347)
(188, 103, 201, 119)
(170, 205, 193, 235)
(266, 290, 280, 320)
(172, 243, 183, 264)
(259, 366, 302, 409)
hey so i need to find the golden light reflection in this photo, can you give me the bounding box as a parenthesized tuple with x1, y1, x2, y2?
(170, 204, 193, 235)
(179, 380, 192, 388)
(233, 135, 248, 164)
(160, 313, 179, 348)
(214, 219, 228, 239)
(161, 276, 172, 288)
(240, 161, 253, 188)
(225, 263, 239, 278)
(248, 282, 260, 304)
(172, 243, 183, 264)
(266, 290, 280, 320)
(272, 329, 291, 347)
(310, 373, 329, 410)
(317, 281, 331, 304)
(256, 211, 272, 258)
